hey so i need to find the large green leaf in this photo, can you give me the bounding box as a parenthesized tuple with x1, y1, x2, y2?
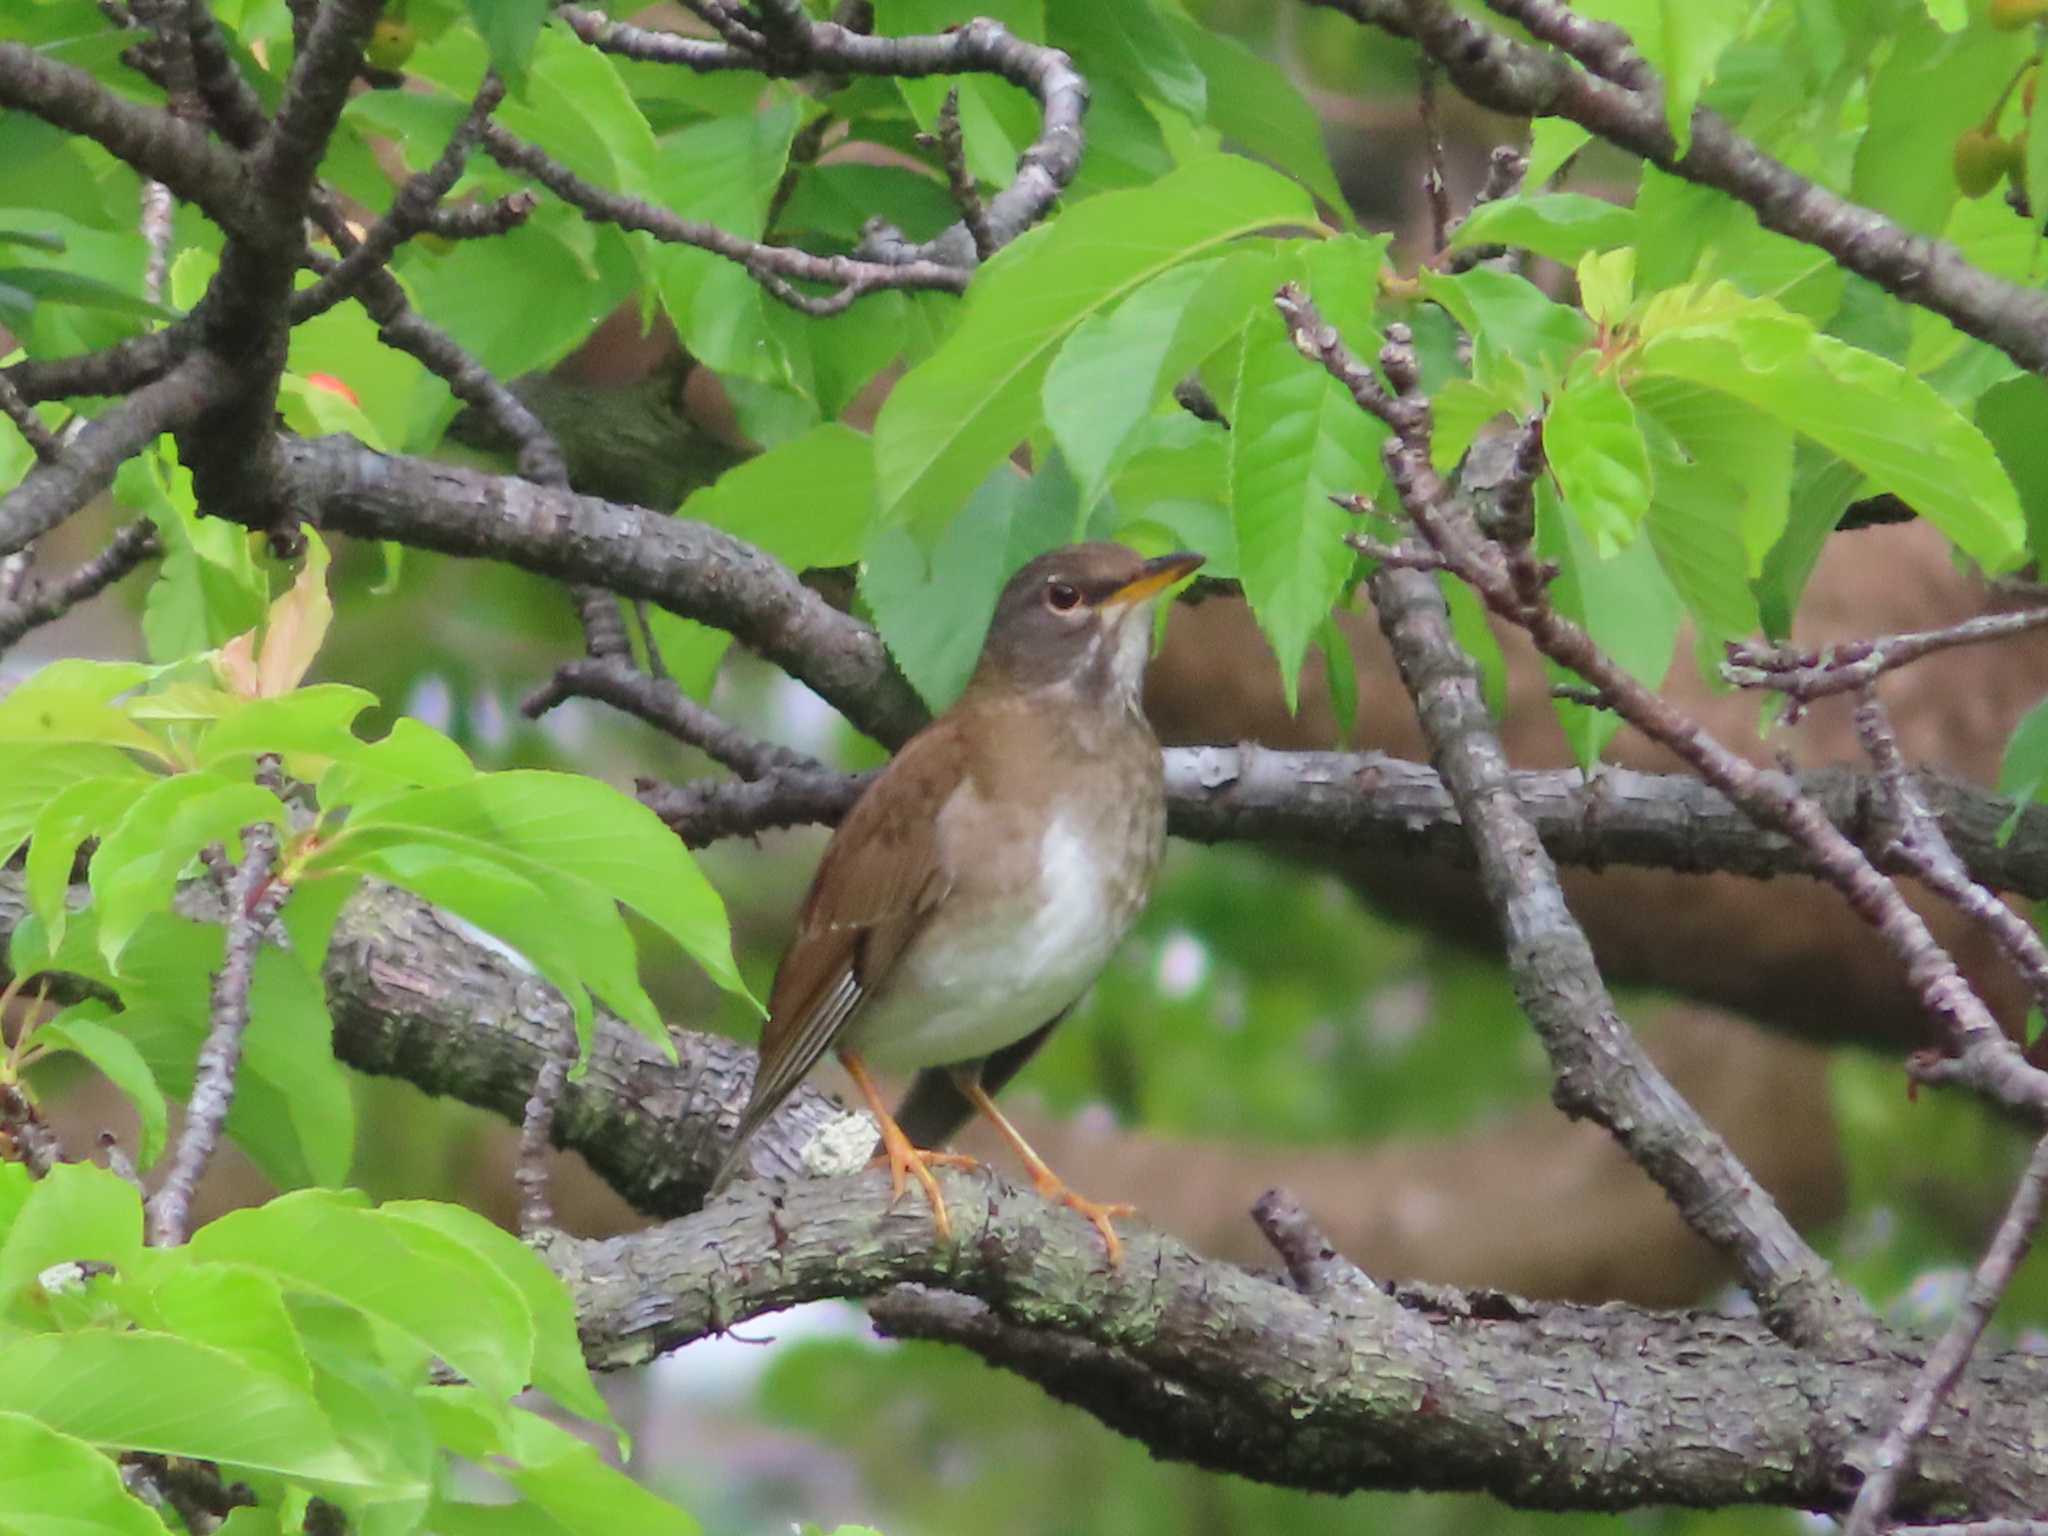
(22, 775, 148, 952)
(383, 1202, 614, 1433)
(0, 1163, 142, 1315)
(0, 1331, 374, 1485)
(1547, 353, 1653, 554)
(136, 1260, 316, 1394)
(87, 773, 289, 968)
(1166, 14, 1346, 214)
(191, 1191, 535, 1404)
(109, 919, 355, 1190)
(875, 155, 1318, 536)
(1046, 0, 1204, 120)
(327, 769, 747, 1004)
(1228, 251, 1387, 709)
(676, 422, 873, 572)
(1538, 478, 1684, 768)
(1447, 194, 1637, 267)
(0, 1412, 164, 1536)
(1637, 283, 2025, 574)
(863, 461, 1078, 710)
(1044, 250, 1287, 506)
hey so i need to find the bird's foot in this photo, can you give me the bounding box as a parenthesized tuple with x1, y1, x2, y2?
(1030, 1173, 1135, 1267)
(869, 1123, 977, 1244)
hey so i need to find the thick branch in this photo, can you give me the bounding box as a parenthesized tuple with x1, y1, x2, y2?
(272, 434, 928, 746)
(554, 1175, 2048, 1516)
(0, 354, 228, 559)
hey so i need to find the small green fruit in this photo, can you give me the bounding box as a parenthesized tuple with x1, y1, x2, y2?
(1955, 128, 2014, 196)
(365, 17, 417, 70)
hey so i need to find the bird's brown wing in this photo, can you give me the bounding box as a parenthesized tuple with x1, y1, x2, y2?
(713, 721, 967, 1184)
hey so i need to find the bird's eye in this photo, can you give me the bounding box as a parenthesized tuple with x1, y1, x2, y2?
(1045, 581, 1081, 613)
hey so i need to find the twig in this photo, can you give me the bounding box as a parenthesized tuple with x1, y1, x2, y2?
(0, 372, 60, 462)
(1725, 607, 2048, 702)
(479, 122, 970, 315)
(1444, 143, 1530, 271)
(639, 764, 874, 848)
(1417, 58, 1453, 255)
(1855, 691, 2048, 1022)
(1250, 1187, 1385, 1307)
(292, 74, 509, 320)
(1307, 0, 2048, 379)
(0, 521, 161, 656)
(0, 352, 227, 560)
(931, 87, 996, 262)
(1278, 285, 1874, 1349)
(1844, 1132, 2048, 1535)
(1278, 282, 2048, 1127)
(145, 801, 287, 1246)
(515, 1015, 577, 1238)
(525, 656, 819, 781)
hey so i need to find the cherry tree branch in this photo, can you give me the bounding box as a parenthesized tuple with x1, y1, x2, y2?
(1308, 0, 2048, 377)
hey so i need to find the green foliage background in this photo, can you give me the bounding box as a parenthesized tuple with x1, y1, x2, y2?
(6, 0, 2048, 1530)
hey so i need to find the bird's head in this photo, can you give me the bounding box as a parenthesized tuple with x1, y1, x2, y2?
(972, 542, 1206, 707)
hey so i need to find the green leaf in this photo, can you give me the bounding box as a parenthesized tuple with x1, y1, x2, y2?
(31, 1003, 169, 1168)
(1659, 0, 1745, 155)
(0, 1331, 374, 1485)
(875, 155, 1318, 537)
(330, 770, 747, 1005)
(1417, 267, 1594, 406)
(1546, 354, 1652, 553)
(1637, 283, 2026, 574)
(1166, 14, 1346, 214)
(2003, 694, 2048, 807)
(1448, 193, 1636, 267)
(87, 773, 288, 969)
(0, 1412, 164, 1536)
(1631, 375, 1791, 574)
(382, 1202, 615, 1435)
(109, 919, 355, 1190)
(1228, 300, 1386, 710)
(423, 1391, 699, 1536)
(1538, 477, 1683, 768)
(23, 775, 148, 953)
(1047, 0, 1204, 120)
(135, 1260, 316, 1393)
(1575, 248, 1635, 330)
(191, 1190, 535, 1403)
(1638, 411, 1763, 646)
(0, 1163, 142, 1314)
(465, 0, 551, 86)
(677, 422, 873, 572)
(1851, 13, 2027, 238)
(0, 265, 172, 326)
(316, 717, 476, 818)
(1044, 250, 1287, 506)
(863, 461, 1077, 710)
(193, 685, 378, 771)
(0, 661, 165, 762)
(1976, 373, 2048, 563)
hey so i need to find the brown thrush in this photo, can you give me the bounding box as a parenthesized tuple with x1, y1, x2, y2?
(713, 542, 1205, 1264)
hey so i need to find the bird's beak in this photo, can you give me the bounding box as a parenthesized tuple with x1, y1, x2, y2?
(1102, 551, 1206, 609)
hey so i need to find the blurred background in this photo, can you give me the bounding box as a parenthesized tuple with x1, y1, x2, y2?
(13, 2, 2048, 1532)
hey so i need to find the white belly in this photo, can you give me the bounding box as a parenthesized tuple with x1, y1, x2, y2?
(851, 817, 1129, 1070)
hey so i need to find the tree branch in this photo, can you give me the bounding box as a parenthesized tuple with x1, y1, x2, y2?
(552, 1173, 2048, 1516)
(1307, 0, 2048, 378)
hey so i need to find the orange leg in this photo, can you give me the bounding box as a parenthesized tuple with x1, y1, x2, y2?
(953, 1071, 1134, 1267)
(839, 1051, 975, 1244)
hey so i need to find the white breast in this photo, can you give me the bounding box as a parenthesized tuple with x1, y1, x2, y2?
(851, 814, 1128, 1072)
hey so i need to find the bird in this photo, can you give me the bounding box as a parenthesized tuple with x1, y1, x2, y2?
(712, 541, 1206, 1265)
